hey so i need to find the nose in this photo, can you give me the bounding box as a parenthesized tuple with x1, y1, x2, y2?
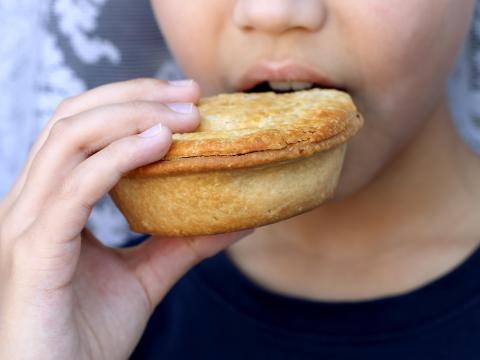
(233, 0, 327, 34)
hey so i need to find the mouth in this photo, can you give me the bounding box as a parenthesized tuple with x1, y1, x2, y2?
(237, 61, 345, 94)
(244, 80, 340, 94)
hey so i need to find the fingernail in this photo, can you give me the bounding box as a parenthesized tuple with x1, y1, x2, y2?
(168, 79, 193, 87)
(139, 123, 164, 138)
(167, 102, 194, 114)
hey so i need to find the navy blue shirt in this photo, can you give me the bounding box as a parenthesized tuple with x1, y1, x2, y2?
(129, 244, 480, 359)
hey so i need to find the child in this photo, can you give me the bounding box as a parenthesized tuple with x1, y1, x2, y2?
(1, 1, 480, 359)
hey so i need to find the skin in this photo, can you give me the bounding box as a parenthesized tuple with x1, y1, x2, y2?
(153, 0, 475, 197)
(0, 80, 253, 359)
(152, 0, 480, 299)
(0, 0, 478, 359)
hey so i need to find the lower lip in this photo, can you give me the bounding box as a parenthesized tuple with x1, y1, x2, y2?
(239, 63, 340, 92)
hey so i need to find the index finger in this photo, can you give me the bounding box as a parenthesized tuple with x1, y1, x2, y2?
(53, 78, 200, 121)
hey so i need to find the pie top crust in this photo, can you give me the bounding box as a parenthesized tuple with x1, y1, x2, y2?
(129, 89, 363, 177)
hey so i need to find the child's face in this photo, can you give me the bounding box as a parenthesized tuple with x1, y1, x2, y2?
(151, 1, 475, 196)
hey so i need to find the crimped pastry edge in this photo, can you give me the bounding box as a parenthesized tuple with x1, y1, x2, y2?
(164, 89, 358, 160)
(128, 112, 362, 177)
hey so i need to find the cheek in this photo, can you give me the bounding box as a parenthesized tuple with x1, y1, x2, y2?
(333, 0, 474, 196)
(151, 0, 229, 94)
(348, 1, 472, 105)
(342, 0, 472, 139)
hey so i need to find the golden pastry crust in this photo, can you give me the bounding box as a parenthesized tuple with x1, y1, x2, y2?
(111, 144, 347, 237)
(166, 89, 355, 159)
(111, 88, 364, 236)
(131, 112, 362, 176)
(129, 89, 362, 176)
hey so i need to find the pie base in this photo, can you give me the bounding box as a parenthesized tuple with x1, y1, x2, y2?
(110, 143, 347, 237)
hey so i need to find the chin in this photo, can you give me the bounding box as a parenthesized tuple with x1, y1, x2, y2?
(329, 153, 378, 201)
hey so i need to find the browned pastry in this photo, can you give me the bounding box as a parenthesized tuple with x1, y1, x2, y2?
(110, 89, 363, 237)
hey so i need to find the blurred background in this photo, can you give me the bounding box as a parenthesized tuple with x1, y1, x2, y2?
(1, 0, 479, 246)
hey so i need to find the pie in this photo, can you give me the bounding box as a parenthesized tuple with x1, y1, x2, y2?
(110, 89, 363, 236)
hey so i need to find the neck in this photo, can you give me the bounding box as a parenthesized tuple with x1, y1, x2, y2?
(229, 97, 480, 300)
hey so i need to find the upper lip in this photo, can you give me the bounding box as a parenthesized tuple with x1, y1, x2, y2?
(236, 61, 339, 92)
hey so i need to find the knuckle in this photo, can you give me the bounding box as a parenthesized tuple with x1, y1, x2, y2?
(59, 176, 93, 213)
(0, 209, 26, 244)
(53, 96, 77, 119)
(48, 117, 75, 142)
(59, 175, 80, 201)
(47, 117, 79, 148)
(127, 101, 163, 120)
(105, 139, 135, 174)
(131, 78, 166, 97)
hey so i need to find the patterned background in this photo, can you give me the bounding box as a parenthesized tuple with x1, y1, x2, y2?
(1, 0, 479, 245)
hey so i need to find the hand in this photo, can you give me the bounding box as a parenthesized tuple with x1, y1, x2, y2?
(0, 79, 254, 360)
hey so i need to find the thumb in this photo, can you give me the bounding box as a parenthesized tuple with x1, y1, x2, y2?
(115, 228, 254, 310)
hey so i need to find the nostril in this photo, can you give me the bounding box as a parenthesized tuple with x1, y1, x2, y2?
(233, 0, 327, 35)
(233, 0, 293, 34)
(242, 25, 255, 32)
